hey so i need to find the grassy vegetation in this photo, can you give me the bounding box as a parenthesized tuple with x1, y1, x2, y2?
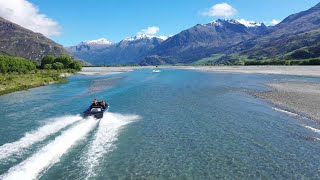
(192, 54, 225, 65)
(0, 55, 82, 96)
(0, 70, 72, 95)
(243, 58, 320, 66)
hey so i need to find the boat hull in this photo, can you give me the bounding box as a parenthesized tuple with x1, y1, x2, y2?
(83, 105, 109, 119)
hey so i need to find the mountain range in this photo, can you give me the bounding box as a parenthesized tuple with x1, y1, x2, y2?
(66, 35, 168, 65)
(67, 2, 320, 65)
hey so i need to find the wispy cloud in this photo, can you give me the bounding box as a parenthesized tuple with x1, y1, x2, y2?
(0, 0, 61, 37)
(202, 3, 237, 18)
(137, 26, 160, 35)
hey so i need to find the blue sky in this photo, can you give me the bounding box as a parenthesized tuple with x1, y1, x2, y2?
(10, 0, 320, 46)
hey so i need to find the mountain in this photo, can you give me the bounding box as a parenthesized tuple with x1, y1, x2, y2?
(140, 19, 268, 65)
(67, 34, 167, 65)
(0, 17, 70, 63)
(67, 38, 113, 52)
(68, 2, 320, 66)
(222, 2, 320, 62)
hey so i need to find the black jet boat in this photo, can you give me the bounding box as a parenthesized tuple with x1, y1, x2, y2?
(83, 102, 109, 119)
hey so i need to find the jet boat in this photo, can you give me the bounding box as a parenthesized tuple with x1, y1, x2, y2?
(83, 103, 109, 119)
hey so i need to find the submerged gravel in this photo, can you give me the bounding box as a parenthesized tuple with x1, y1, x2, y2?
(254, 82, 320, 121)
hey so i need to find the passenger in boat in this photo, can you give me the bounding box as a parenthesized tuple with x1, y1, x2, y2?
(90, 98, 98, 108)
(100, 100, 106, 109)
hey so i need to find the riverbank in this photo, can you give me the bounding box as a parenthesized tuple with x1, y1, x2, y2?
(175, 66, 320, 77)
(172, 66, 320, 121)
(253, 82, 320, 121)
(78, 67, 147, 75)
(0, 70, 70, 96)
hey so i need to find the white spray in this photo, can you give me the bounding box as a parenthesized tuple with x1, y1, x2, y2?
(0, 115, 82, 160)
(85, 112, 140, 179)
(1, 117, 98, 180)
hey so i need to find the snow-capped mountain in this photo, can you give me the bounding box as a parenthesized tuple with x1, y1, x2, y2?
(67, 38, 113, 52)
(207, 19, 264, 28)
(122, 34, 170, 42)
(66, 35, 166, 65)
(81, 38, 113, 46)
(236, 19, 262, 27)
(141, 19, 268, 65)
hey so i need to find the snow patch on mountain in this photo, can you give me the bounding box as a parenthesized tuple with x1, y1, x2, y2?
(123, 34, 170, 41)
(237, 19, 262, 27)
(207, 19, 262, 27)
(81, 38, 113, 46)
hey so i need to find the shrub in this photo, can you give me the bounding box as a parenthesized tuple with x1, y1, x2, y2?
(69, 61, 82, 71)
(43, 64, 52, 70)
(290, 50, 313, 59)
(0, 60, 8, 73)
(52, 62, 64, 70)
(40, 55, 82, 71)
(41, 55, 55, 68)
(0, 56, 36, 73)
(54, 56, 73, 68)
(306, 58, 320, 65)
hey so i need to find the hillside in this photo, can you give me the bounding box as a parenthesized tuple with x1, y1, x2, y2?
(225, 2, 320, 62)
(141, 19, 267, 65)
(0, 17, 70, 63)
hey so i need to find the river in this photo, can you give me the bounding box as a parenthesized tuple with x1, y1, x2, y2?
(0, 68, 320, 179)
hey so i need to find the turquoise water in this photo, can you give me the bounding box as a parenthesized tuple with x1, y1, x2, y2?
(0, 69, 320, 179)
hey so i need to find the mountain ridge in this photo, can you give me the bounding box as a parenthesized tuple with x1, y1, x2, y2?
(66, 35, 166, 65)
(0, 17, 71, 63)
(67, 2, 320, 65)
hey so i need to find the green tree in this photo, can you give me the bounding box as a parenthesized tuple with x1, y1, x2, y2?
(41, 55, 55, 69)
(52, 62, 64, 70)
(43, 64, 52, 70)
(54, 56, 73, 68)
(0, 60, 8, 73)
(0, 56, 36, 73)
(69, 61, 82, 71)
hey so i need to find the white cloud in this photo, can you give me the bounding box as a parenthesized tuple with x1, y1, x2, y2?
(202, 3, 237, 18)
(0, 0, 61, 37)
(271, 19, 280, 25)
(137, 26, 160, 35)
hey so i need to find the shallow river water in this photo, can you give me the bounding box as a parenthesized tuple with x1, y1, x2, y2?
(0, 69, 320, 179)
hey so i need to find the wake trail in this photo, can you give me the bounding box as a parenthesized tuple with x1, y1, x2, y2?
(305, 126, 320, 134)
(0, 115, 82, 161)
(272, 107, 299, 117)
(1, 117, 98, 180)
(85, 112, 140, 179)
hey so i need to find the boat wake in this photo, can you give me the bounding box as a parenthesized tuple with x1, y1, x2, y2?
(0, 112, 140, 180)
(0, 115, 82, 161)
(305, 126, 320, 134)
(1, 117, 98, 180)
(272, 107, 299, 117)
(84, 112, 140, 179)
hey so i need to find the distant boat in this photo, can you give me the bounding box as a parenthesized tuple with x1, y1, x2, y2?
(152, 69, 161, 73)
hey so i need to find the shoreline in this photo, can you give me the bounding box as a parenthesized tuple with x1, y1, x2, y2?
(253, 82, 320, 122)
(174, 66, 320, 77)
(0, 70, 69, 96)
(81, 65, 320, 78)
(78, 66, 148, 75)
(170, 65, 320, 122)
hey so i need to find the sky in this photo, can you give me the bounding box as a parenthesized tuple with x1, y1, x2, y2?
(0, 0, 319, 46)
